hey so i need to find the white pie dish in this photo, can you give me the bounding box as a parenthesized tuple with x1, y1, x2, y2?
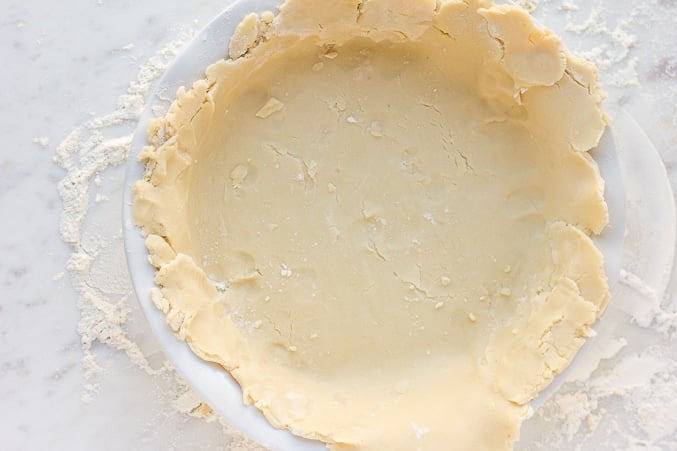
(122, 0, 626, 449)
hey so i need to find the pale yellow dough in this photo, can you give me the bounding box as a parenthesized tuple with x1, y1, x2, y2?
(132, 0, 610, 449)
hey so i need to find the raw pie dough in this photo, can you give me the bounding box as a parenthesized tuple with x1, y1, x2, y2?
(132, 0, 610, 449)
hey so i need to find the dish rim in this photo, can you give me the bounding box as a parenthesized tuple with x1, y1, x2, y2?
(122, 1, 627, 448)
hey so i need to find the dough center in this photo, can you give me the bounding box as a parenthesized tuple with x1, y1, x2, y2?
(190, 37, 546, 380)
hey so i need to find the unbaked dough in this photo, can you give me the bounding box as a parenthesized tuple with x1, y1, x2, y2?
(132, 0, 610, 449)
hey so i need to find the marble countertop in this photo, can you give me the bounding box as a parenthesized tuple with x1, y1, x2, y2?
(2, 0, 676, 450)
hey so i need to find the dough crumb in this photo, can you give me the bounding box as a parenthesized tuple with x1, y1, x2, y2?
(256, 97, 284, 118)
(260, 10, 275, 24)
(230, 164, 249, 188)
(307, 160, 319, 179)
(329, 99, 347, 112)
(229, 13, 260, 59)
(411, 422, 431, 440)
(369, 121, 384, 137)
(280, 264, 293, 277)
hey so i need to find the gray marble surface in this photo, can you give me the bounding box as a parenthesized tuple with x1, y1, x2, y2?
(2, 2, 236, 449)
(1, 0, 676, 450)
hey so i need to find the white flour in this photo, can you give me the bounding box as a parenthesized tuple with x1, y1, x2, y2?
(55, 31, 190, 383)
(55, 1, 676, 450)
(54, 30, 260, 450)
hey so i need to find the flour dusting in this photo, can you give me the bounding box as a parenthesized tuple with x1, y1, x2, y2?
(55, 30, 260, 450)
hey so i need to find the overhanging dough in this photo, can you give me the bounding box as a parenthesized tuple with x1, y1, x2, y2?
(133, 0, 610, 449)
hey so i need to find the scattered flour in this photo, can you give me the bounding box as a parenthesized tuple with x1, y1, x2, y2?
(513, 0, 540, 12)
(33, 136, 50, 147)
(54, 30, 260, 450)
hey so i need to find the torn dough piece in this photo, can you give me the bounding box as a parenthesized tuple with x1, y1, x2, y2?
(255, 97, 284, 118)
(133, 0, 610, 449)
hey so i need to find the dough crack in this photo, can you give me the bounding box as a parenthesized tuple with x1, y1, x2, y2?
(356, 0, 366, 24)
(564, 68, 592, 95)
